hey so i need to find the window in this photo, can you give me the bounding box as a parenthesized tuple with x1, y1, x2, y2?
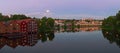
(13, 27, 17, 30)
(16, 24, 19, 25)
(10, 24, 13, 26)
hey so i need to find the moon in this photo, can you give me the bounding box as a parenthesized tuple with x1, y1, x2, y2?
(46, 10, 50, 13)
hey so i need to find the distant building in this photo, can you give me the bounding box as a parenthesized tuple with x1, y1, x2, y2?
(54, 19, 65, 27)
(54, 19, 103, 27)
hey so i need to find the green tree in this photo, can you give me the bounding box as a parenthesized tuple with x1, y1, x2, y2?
(71, 19, 75, 29)
(39, 17, 47, 32)
(0, 13, 10, 21)
(102, 16, 116, 27)
(116, 11, 120, 26)
(10, 14, 29, 20)
(116, 11, 120, 20)
(39, 16, 55, 32)
(47, 18, 55, 30)
(2, 16, 10, 21)
(0, 13, 31, 21)
(0, 13, 3, 21)
(102, 10, 120, 29)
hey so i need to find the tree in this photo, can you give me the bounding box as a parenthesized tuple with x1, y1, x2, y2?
(39, 17, 47, 32)
(102, 16, 116, 26)
(0, 13, 2, 17)
(0, 13, 31, 21)
(116, 11, 120, 20)
(0, 13, 10, 21)
(71, 19, 75, 29)
(10, 14, 29, 20)
(0, 13, 3, 21)
(102, 10, 120, 29)
(47, 18, 55, 30)
(39, 16, 55, 32)
(2, 16, 10, 21)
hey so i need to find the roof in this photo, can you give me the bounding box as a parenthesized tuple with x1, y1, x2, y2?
(0, 19, 35, 26)
(9, 18, 34, 24)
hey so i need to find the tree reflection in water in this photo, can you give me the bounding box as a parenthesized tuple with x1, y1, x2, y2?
(102, 29, 120, 48)
(0, 26, 100, 49)
(38, 32, 55, 43)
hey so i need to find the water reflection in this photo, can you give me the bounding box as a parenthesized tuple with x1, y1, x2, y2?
(0, 31, 55, 49)
(102, 29, 120, 47)
(0, 34, 38, 49)
(38, 32, 55, 43)
(55, 26, 101, 33)
(0, 26, 100, 49)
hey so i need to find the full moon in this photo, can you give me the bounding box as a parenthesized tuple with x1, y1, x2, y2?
(46, 10, 50, 13)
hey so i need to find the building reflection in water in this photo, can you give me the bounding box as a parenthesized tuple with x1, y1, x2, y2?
(0, 32, 55, 49)
(55, 26, 101, 33)
(0, 26, 100, 49)
(0, 33, 38, 49)
(102, 29, 120, 48)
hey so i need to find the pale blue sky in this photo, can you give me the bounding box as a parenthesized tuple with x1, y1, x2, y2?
(0, 0, 120, 19)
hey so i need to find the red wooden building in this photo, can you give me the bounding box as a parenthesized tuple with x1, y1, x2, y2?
(0, 19, 38, 35)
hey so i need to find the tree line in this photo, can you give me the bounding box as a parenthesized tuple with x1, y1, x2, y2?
(0, 13, 30, 21)
(102, 11, 120, 29)
(37, 16, 55, 33)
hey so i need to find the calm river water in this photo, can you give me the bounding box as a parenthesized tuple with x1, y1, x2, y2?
(0, 27, 120, 53)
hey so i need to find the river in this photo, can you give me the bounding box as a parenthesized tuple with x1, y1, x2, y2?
(0, 27, 120, 53)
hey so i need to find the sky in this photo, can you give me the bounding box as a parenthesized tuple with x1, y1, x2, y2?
(0, 0, 120, 19)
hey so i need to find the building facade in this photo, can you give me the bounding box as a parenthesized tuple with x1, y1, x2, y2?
(0, 19, 38, 34)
